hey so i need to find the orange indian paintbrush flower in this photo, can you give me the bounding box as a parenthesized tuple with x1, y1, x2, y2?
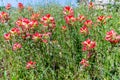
(63, 6, 74, 16)
(80, 59, 89, 67)
(10, 27, 20, 35)
(26, 61, 36, 69)
(80, 25, 89, 35)
(64, 15, 76, 25)
(77, 15, 85, 22)
(4, 33, 11, 41)
(18, 2, 24, 10)
(41, 14, 56, 29)
(32, 32, 42, 42)
(84, 20, 92, 27)
(0, 11, 9, 23)
(82, 39, 96, 51)
(97, 16, 106, 24)
(105, 30, 120, 44)
(5, 3, 11, 10)
(12, 42, 22, 51)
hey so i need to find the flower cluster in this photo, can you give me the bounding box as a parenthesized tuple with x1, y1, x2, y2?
(80, 39, 96, 67)
(40, 14, 56, 30)
(97, 15, 112, 24)
(0, 11, 9, 23)
(62, 26, 67, 31)
(88, 2, 94, 9)
(82, 39, 96, 51)
(18, 2, 24, 10)
(79, 19, 92, 36)
(80, 59, 89, 67)
(77, 15, 86, 22)
(32, 32, 42, 42)
(84, 20, 93, 27)
(10, 27, 21, 36)
(4, 27, 22, 51)
(31, 13, 40, 20)
(105, 30, 120, 44)
(80, 25, 88, 35)
(64, 15, 76, 25)
(16, 18, 38, 31)
(63, 6, 74, 16)
(5, 3, 11, 10)
(63, 6, 96, 68)
(97, 16, 106, 23)
(4, 33, 11, 41)
(63, 6, 77, 25)
(12, 42, 22, 51)
(26, 61, 36, 69)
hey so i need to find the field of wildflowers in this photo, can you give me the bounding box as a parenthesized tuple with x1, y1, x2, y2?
(0, 2, 120, 80)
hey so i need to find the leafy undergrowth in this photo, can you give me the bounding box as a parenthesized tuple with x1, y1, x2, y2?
(0, 3, 120, 80)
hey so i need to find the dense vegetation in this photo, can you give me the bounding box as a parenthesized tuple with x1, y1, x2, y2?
(0, 2, 120, 80)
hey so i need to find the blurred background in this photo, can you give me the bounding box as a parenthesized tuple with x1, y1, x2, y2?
(0, 0, 79, 7)
(0, 0, 118, 7)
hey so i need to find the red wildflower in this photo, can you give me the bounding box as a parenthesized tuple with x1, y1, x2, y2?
(88, 2, 94, 9)
(64, 15, 76, 25)
(105, 30, 116, 41)
(5, 3, 11, 10)
(26, 61, 36, 69)
(32, 32, 42, 42)
(16, 18, 30, 31)
(18, 3, 24, 10)
(0, 11, 9, 23)
(41, 14, 56, 29)
(41, 14, 54, 24)
(22, 18, 30, 30)
(10, 27, 20, 35)
(82, 39, 96, 51)
(80, 59, 89, 67)
(29, 20, 38, 29)
(80, 26, 88, 35)
(84, 20, 92, 27)
(62, 26, 67, 31)
(77, 15, 85, 22)
(16, 19, 22, 27)
(22, 33, 31, 40)
(42, 32, 51, 43)
(16, 18, 39, 31)
(4, 33, 11, 41)
(31, 13, 40, 20)
(97, 16, 106, 24)
(63, 6, 74, 16)
(105, 30, 120, 44)
(12, 42, 22, 51)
